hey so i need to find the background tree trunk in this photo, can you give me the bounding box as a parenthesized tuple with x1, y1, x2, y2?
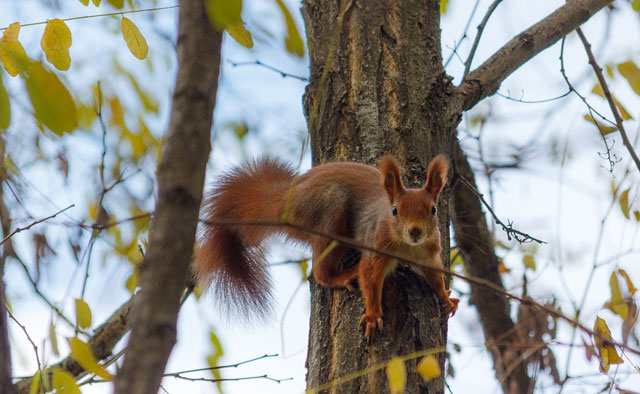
(302, 1, 459, 392)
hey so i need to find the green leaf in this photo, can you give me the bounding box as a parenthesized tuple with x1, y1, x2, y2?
(440, 0, 450, 13)
(67, 337, 113, 380)
(617, 61, 640, 96)
(75, 298, 92, 329)
(107, 0, 124, 9)
(523, 254, 536, 271)
(52, 369, 81, 394)
(205, 0, 242, 31)
(50, 320, 59, 356)
(23, 61, 78, 135)
(619, 188, 631, 219)
(386, 357, 406, 394)
(274, 0, 305, 57)
(0, 74, 9, 130)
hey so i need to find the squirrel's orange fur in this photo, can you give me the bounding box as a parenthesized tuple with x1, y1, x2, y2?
(194, 155, 459, 337)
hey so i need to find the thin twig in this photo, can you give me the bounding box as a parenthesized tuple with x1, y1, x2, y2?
(6, 308, 44, 390)
(444, 0, 480, 68)
(496, 90, 571, 104)
(462, 0, 503, 81)
(0, 205, 74, 246)
(228, 60, 309, 82)
(456, 176, 547, 244)
(576, 27, 640, 173)
(165, 354, 278, 375)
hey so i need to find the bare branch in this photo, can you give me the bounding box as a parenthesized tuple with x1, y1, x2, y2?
(228, 59, 309, 82)
(462, 0, 503, 81)
(456, 0, 613, 111)
(0, 205, 74, 246)
(576, 27, 640, 173)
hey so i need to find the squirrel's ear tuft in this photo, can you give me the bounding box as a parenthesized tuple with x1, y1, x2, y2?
(424, 154, 449, 199)
(379, 155, 404, 200)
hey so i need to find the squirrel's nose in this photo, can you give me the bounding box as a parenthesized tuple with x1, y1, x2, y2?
(408, 227, 422, 239)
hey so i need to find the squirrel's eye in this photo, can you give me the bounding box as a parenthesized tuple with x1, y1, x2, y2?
(431, 206, 437, 215)
(391, 206, 398, 216)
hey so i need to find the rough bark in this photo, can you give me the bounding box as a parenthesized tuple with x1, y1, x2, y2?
(302, 0, 613, 393)
(113, 1, 221, 393)
(303, 1, 457, 393)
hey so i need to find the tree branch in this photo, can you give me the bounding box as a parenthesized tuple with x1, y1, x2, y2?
(456, 0, 613, 111)
(450, 140, 532, 393)
(113, 1, 222, 392)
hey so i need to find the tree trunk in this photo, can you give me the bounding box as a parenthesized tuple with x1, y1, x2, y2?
(302, 1, 459, 392)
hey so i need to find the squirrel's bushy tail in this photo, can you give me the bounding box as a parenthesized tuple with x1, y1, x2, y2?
(194, 158, 296, 320)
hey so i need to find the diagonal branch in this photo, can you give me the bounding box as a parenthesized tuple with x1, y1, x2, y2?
(456, 0, 613, 111)
(575, 27, 640, 173)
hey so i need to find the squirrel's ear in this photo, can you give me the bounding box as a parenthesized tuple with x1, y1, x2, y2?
(424, 154, 449, 199)
(379, 155, 404, 199)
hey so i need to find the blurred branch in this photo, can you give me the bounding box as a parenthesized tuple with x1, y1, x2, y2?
(0, 205, 74, 246)
(6, 309, 43, 391)
(576, 27, 640, 173)
(228, 60, 309, 82)
(443, 0, 480, 68)
(457, 0, 613, 111)
(462, 0, 503, 80)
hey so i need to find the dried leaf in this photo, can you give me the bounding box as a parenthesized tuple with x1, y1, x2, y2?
(417, 355, 441, 380)
(593, 316, 623, 373)
(0, 22, 28, 77)
(622, 301, 638, 346)
(41, 19, 72, 71)
(121, 17, 148, 60)
(619, 188, 631, 219)
(605, 272, 628, 320)
(618, 269, 637, 295)
(386, 357, 406, 394)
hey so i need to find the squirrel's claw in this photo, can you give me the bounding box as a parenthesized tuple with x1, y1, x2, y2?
(444, 298, 459, 317)
(360, 313, 383, 339)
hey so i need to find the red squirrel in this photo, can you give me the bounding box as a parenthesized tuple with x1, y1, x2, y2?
(194, 155, 459, 338)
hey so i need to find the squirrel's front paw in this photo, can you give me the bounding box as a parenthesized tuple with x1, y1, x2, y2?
(444, 297, 459, 317)
(360, 313, 383, 339)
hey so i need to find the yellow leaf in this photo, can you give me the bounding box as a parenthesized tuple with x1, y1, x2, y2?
(50, 321, 59, 356)
(634, 210, 640, 222)
(274, 0, 304, 57)
(591, 83, 632, 120)
(498, 259, 511, 273)
(41, 19, 72, 71)
(417, 355, 441, 380)
(619, 188, 631, 219)
(522, 254, 536, 271)
(583, 114, 617, 135)
(206, 330, 224, 392)
(605, 272, 628, 320)
(24, 61, 77, 135)
(618, 269, 637, 296)
(0, 22, 28, 77)
(52, 369, 81, 394)
(618, 61, 640, 96)
(593, 316, 623, 373)
(226, 21, 254, 49)
(67, 337, 113, 380)
(107, 0, 124, 8)
(75, 298, 92, 329)
(298, 259, 309, 281)
(121, 17, 148, 60)
(29, 371, 40, 394)
(79, 0, 89, 5)
(386, 357, 406, 394)
(205, 0, 242, 31)
(0, 75, 10, 129)
(93, 0, 101, 5)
